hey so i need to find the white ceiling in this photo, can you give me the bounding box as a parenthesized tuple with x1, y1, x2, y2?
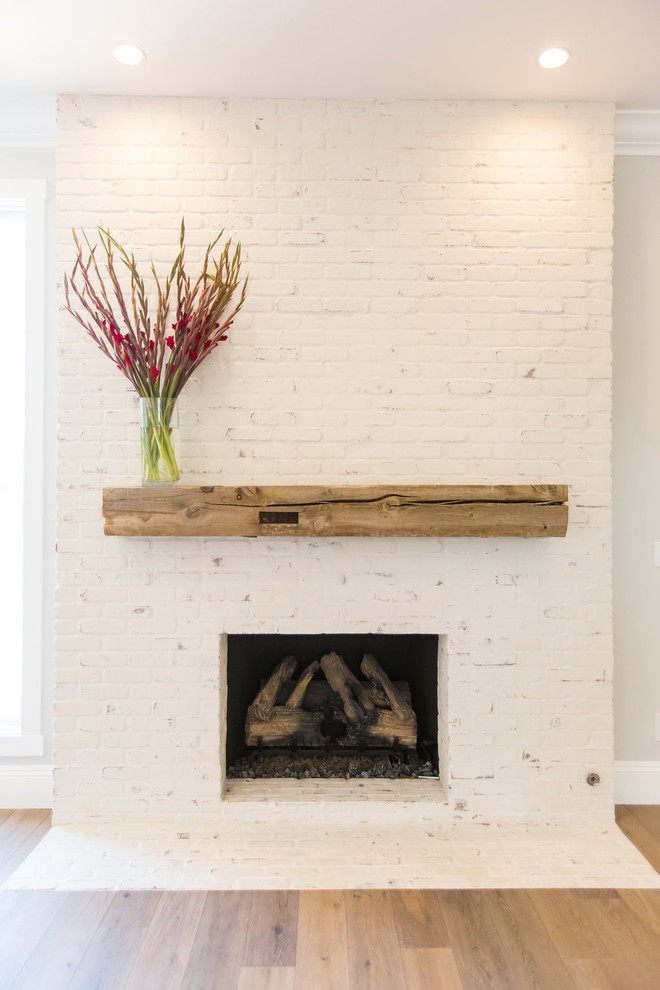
(2, 0, 660, 108)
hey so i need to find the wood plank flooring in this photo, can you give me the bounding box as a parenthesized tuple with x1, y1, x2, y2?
(614, 804, 660, 871)
(0, 807, 657, 989)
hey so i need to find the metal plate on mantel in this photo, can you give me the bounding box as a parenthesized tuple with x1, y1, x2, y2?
(101, 484, 569, 538)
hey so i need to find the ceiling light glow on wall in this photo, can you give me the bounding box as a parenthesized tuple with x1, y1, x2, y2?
(539, 48, 570, 69)
(113, 44, 145, 66)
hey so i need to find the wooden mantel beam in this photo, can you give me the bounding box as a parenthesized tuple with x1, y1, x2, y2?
(102, 484, 568, 538)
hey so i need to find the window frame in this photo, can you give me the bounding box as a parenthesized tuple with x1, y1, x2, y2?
(0, 178, 47, 757)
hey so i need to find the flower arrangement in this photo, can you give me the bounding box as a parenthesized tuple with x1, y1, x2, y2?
(64, 221, 247, 482)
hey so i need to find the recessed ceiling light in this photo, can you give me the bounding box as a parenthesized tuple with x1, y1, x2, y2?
(113, 44, 146, 66)
(539, 48, 570, 69)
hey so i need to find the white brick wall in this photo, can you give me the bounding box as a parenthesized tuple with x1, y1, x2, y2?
(55, 95, 615, 826)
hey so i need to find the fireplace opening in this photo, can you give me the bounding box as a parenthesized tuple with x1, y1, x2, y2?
(225, 634, 440, 780)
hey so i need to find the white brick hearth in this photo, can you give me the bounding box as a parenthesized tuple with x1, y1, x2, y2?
(51, 94, 619, 865)
(7, 820, 659, 891)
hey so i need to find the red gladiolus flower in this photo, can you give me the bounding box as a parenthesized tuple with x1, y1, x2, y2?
(219, 335, 228, 341)
(64, 222, 247, 416)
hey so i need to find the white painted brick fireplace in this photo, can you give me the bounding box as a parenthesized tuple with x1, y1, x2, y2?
(55, 95, 616, 830)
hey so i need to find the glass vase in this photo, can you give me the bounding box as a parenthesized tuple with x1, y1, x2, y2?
(139, 397, 180, 485)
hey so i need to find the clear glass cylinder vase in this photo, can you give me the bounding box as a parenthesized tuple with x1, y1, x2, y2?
(139, 397, 180, 485)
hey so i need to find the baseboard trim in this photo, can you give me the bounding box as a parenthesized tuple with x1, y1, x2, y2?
(614, 761, 660, 804)
(0, 765, 53, 809)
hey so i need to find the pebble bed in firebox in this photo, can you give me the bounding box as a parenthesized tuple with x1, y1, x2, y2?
(227, 752, 436, 779)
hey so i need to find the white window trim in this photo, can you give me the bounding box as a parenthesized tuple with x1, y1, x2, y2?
(0, 179, 47, 758)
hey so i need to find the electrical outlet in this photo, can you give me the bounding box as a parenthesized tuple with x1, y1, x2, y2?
(656, 714, 660, 742)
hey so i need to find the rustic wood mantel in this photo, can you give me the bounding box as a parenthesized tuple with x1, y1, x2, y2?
(102, 483, 568, 538)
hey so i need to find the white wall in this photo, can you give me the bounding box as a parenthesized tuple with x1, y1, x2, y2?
(613, 156, 660, 784)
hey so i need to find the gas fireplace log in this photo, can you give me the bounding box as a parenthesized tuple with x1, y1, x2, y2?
(364, 710, 417, 748)
(343, 667, 376, 715)
(319, 652, 370, 725)
(275, 680, 412, 709)
(249, 656, 297, 721)
(244, 708, 417, 748)
(245, 708, 324, 747)
(285, 661, 320, 709)
(361, 653, 414, 721)
(244, 654, 417, 748)
(320, 655, 376, 714)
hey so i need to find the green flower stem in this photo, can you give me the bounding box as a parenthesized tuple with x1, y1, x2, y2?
(140, 397, 180, 483)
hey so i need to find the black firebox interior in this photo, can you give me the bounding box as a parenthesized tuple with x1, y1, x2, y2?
(225, 633, 439, 770)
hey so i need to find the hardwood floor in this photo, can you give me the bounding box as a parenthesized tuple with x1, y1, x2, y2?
(0, 807, 657, 989)
(613, 804, 660, 871)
